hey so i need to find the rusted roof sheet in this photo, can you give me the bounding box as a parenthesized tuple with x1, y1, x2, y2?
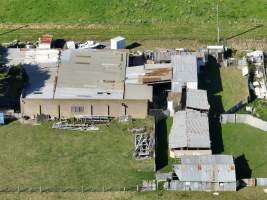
(143, 68, 172, 83)
(173, 155, 236, 183)
(39, 34, 53, 44)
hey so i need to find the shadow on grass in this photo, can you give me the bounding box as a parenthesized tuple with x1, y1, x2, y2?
(199, 55, 225, 153)
(235, 154, 252, 179)
(155, 118, 168, 171)
(126, 42, 141, 49)
(1, 118, 17, 125)
(52, 39, 66, 48)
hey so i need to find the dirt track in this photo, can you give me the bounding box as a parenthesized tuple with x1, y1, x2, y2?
(0, 23, 108, 29)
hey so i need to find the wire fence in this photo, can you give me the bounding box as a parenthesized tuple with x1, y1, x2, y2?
(0, 184, 156, 193)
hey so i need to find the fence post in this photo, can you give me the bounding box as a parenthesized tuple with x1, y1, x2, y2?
(123, 186, 126, 191)
(39, 186, 42, 193)
(102, 186, 105, 192)
(136, 185, 139, 192)
(17, 185, 20, 193)
(82, 186, 84, 193)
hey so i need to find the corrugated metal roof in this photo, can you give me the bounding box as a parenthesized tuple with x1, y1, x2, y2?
(172, 54, 198, 92)
(186, 89, 210, 110)
(153, 48, 177, 63)
(169, 110, 210, 149)
(124, 84, 153, 101)
(5, 49, 59, 99)
(55, 49, 127, 99)
(125, 63, 172, 84)
(173, 155, 236, 183)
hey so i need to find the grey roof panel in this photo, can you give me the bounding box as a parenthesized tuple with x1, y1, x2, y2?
(169, 110, 210, 149)
(186, 89, 210, 110)
(55, 49, 128, 99)
(172, 54, 198, 92)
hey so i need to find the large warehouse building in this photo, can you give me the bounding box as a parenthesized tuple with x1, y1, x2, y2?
(7, 48, 153, 119)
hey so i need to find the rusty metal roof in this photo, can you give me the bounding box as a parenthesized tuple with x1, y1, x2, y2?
(39, 34, 53, 44)
(126, 63, 172, 84)
(173, 155, 236, 183)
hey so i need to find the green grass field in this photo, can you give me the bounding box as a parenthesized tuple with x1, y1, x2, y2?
(199, 63, 248, 114)
(0, 0, 266, 24)
(0, 120, 154, 189)
(0, 0, 266, 44)
(0, 187, 267, 200)
(218, 67, 248, 111)
(222, 123, 267, 178)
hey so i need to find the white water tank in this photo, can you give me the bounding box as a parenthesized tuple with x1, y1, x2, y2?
(111, 36, 125, 49)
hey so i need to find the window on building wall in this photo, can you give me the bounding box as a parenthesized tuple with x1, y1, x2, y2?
(71, 106, 84, 113)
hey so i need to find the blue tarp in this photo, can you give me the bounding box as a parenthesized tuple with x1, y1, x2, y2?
(0, 112, 4, 125)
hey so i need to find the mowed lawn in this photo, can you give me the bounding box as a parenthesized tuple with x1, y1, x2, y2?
(218, 67, 248, 111)
(199, 64, 248, 114)
(1, 187, 267, 200)
(0, 0, 266, 43)
(0, 120, 154, 188)
(222, 123, 267, 177)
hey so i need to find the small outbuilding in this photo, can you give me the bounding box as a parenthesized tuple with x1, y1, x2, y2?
(165, 155, 236, 191)
(171, 54, 198, 93)
(38, 34, 53, 49)
(111, 36, 125, 49)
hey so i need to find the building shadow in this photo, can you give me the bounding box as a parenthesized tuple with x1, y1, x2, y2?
(126, 42, 141, 50)
(155, 117, 168, 171)
(209, 116, 224, 154)
(151, 82, 171, 110)
(235, 154, 252, 180)
(199, 55, 225, 153)
(0, 61, 50, 111)
(52, 39, 66, 49)
(22, 64, 51, 97)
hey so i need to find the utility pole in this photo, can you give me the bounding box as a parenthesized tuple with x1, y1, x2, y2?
(216, 1, 220, 44)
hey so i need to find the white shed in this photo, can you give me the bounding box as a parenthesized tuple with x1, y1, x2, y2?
(111, 36, 125, 49)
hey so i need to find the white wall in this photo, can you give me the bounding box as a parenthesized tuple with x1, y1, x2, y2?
(186, 82, 198, 90)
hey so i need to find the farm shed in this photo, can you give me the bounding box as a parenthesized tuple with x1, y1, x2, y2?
(168, 53, 198, 115)
(169, 110, 211, 158)
(171, 54, 198, 93)
(38, 34, 52, 49)
(110, 36, 125, 49)
(11, 48, 153, 119)
(165, 155, 236, 191)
